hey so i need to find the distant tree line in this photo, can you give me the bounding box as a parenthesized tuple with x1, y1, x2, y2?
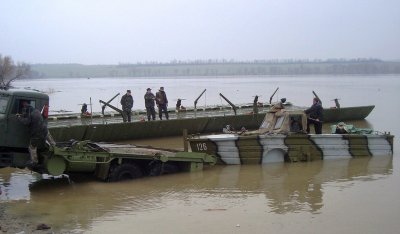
(30, 58, 400, 78)
(118, 58, 383, 66)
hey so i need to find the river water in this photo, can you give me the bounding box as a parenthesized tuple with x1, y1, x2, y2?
(1, 75, 400, 233)
(10, 75, 398, 114)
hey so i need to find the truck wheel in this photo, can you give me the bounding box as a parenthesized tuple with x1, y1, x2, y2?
(108, 163, 143, 182)
(148, 162, 179, 176)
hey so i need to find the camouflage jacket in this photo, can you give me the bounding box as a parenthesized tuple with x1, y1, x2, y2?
(305, 102, 324, 120)
(120, 94, 134, 111)
(156, 91, 168, 105)
(18, 108, 48, 139)
(144, 92, 156, 108)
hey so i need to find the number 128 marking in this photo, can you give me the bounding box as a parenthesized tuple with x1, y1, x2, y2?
(196, 143, 208, 151)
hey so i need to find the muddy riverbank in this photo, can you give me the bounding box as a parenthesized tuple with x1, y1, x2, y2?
(0, 203, 51, 234)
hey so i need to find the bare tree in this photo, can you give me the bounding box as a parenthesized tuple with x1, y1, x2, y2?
(0, 54, 31, 89)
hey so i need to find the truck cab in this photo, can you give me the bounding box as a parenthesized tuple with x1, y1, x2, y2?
(0, 88, 49, 168)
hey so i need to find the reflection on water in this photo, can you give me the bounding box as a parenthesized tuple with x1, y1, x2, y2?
(261, 156, 393, 214)
(0, 168, 38, 201)
(0, 155, 393, 232)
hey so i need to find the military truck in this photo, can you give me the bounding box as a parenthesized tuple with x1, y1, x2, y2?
(0, 89, 216, 181)
(0, 89, 49, 167)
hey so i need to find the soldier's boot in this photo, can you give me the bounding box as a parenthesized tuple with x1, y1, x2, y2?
(28, 144, 39, 164)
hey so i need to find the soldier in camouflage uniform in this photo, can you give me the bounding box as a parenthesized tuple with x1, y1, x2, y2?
(120, 90, 134, 122)
(305, 98, 323, 134)
(144, 88, 156, 121)
(17, 101, 48, 164)
(156, 87, 169, 120)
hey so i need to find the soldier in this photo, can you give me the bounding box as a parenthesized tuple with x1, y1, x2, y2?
(305, 97, 323, 134)
(252, 95, 259, 114)
(17, 101, 48, 165)
(120, 90, 134, 122)
(156, 86, 169, 120)
(20, 100, 33, 117)
(144, 88, 156, 121)
(81, 103, 88, 115)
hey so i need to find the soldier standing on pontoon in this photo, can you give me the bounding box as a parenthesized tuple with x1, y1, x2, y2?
(120, 90, 134, 122)
(156, 87, 169, 120)
(144, 88, 156, 121)
(305, 97, 323, 134)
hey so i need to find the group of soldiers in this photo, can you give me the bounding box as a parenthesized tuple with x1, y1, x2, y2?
(120, 86, 169, 122)
(120, 86, 325, 135)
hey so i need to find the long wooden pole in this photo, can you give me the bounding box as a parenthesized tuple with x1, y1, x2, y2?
(312, 90, 322, 104)
(194, 89, 207, 110)
(269, 87, 279, 104)
(101, 93, 120, 114)
(219, 93, 237, 115)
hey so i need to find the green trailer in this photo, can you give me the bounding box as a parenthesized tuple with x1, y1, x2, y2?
(35, 140, 216, 182)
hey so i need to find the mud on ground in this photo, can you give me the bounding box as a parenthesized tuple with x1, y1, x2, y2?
(0, 204, 52, 234)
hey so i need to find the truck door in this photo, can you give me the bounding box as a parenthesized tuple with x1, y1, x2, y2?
(0, 95, 10, 147)
(5, 97, 37, 149)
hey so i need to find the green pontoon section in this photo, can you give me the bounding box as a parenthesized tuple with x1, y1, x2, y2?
(48, 105, 375, 142)
(322, 105, 374, 122)
(49, 114, 266, 141)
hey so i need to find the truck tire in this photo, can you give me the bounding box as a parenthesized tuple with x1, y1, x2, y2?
(148, 162, 179, 176)
(107, 163, 143, 182)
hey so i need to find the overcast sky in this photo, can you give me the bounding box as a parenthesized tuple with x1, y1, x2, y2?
(1, 0, 399, 65)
